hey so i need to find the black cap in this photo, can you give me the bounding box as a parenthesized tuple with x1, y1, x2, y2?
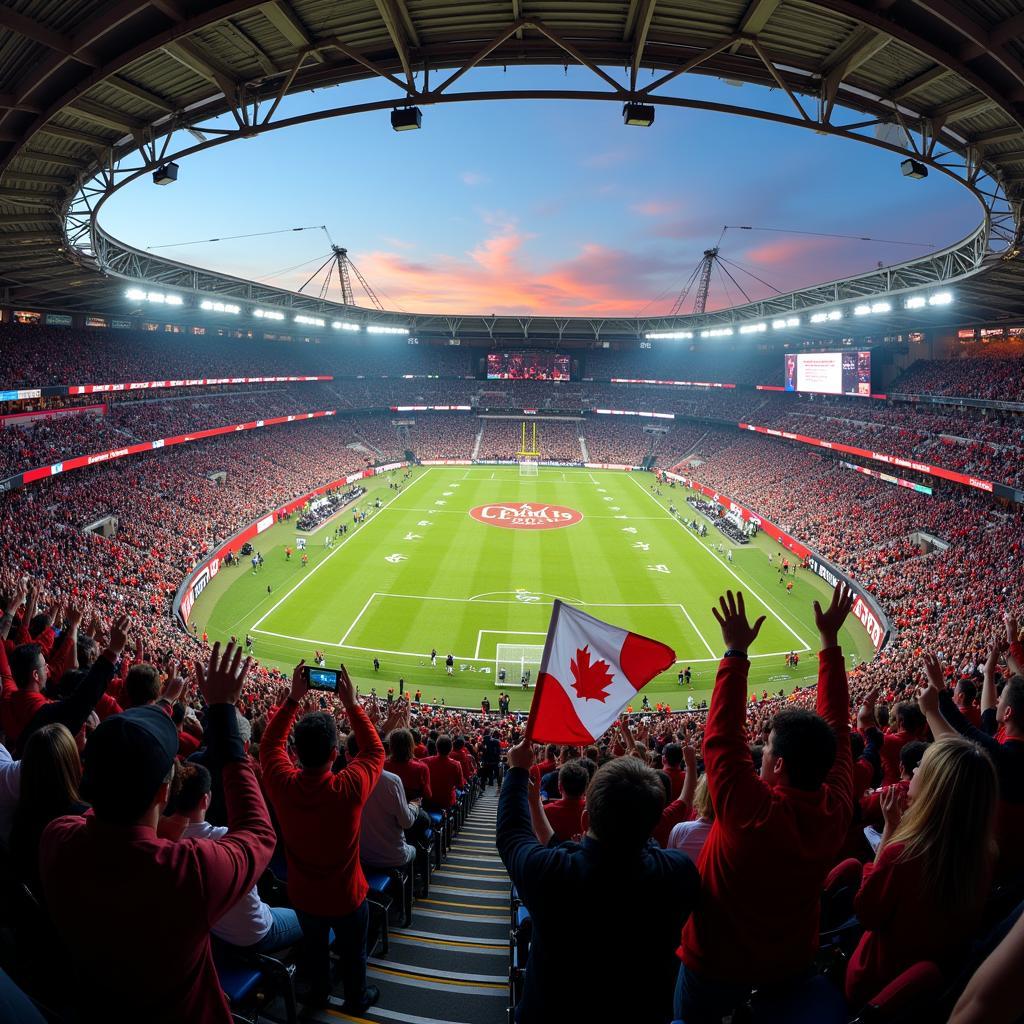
(82, 706, 179, 822)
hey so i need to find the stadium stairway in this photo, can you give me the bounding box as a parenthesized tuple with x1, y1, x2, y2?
(286, 788, 510, 1024)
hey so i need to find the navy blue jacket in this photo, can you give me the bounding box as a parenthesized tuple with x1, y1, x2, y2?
(497, 767, 699, 1023)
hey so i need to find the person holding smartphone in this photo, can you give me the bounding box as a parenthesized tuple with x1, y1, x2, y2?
(260, 661, 385, 1014)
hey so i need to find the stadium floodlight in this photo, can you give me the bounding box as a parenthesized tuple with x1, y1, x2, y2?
(739, 322, 767, 334)
(294, 315, 325, 327)
(152, 162, 178, 186)
(126, 289, 183, 306)
(810, 310, 842, 323)
(332, 321, 361, 331)
(900, 158, 928, 179)
(622, 102, 655, 127)
(645, 331, 693, 339)
(700, 327, 734, 338)
(772, 317, 800, 329)
(125, 288, 146, 302)
(200, 300, 240, 314)
(367, 325, 409, 335)
(391, 107, 422, 131)
(254, 309, 285, 320)
(928, 291, 953, 306)
(871, 301, 891, 314)
(904, 296, 926, 309)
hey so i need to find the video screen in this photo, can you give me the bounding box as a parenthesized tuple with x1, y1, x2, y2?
(487, 351, 570, 381)
(784, 350, 870, 396)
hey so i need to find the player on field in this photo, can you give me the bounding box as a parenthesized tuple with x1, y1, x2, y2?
(430, 648, 437, 668)
(445, 653, 454, 676)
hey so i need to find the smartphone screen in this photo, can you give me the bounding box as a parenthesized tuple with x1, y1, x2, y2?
(305, 666, 340, 692)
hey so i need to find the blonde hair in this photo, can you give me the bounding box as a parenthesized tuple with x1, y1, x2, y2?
(692, 773, 715, 823)
(890, 737, 997, 919)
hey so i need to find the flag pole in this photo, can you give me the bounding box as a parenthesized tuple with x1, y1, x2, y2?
(522, 598, 562, 744)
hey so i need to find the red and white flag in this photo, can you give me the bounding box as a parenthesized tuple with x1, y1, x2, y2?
(526, 601, 676, 744)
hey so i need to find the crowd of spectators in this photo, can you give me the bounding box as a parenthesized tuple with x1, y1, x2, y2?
(477, 418, 583, 462)
(890, 344, 1024, 401)
(0, 385, 339, 477)
(5, 326, 1024, 1019)
(405, 413, 481, 460)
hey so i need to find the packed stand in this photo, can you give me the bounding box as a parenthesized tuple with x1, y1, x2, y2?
(405, 413, 481, 460)
(890, 347, 1024, 401)
(0, 385, 339, 477)
(477, 418, 582, 462)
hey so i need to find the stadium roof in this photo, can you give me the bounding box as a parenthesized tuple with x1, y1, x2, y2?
(2, 0, 1024, 339)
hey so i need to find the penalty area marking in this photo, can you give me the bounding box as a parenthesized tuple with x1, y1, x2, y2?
(250, 469, 432, 634)
(627, 474, 812, 652)
(474, 629, 547, 659)
(248, 626, 802, 667)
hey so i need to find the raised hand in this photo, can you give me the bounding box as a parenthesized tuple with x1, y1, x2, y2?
(984, 639, 1005, 685)
(681, 738, 698, 772)
(920, 652, 946, 692)
(336, 664, 357, 710)
(288, 660, 307, 703)
(5, 578, 27, 615)
(711, 590, 766, 656)
(507, 738, 534, 771)
(916, 678, 941, 717)
(194, 641, 252, 706)
(1005, 612, 1021, 646)
(813, 583, 856, 649)
(162, 660, 189, 704)
(880, 784, 907, 831)
(103, 614, 131, 659)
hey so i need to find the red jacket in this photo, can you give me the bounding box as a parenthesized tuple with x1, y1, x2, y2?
(454, 747, 476, 780)
(845, 841, 985, 1006)
(664, 765, 686, 801)
(530, 758, 556, 786)
(653, 796, 692, 849)
(384, 757, 432, 802)
(261, 700, 384, 916)
(679, 648, 854, 985)
(40, 756, 274, 1024)
(544, 796, 586, 843)
(880, 729, 925, 786)
(423, 753, 465, 809)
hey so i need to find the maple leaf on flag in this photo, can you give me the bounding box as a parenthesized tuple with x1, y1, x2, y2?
(570, 645, 615, 702)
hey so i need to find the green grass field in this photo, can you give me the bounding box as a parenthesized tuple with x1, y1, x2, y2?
(189, 466, 874, 710)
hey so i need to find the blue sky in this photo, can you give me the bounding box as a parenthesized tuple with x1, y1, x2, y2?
(101, 66, 979, 317)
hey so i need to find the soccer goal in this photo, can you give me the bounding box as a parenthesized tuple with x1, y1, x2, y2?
(520, 460, 539, 477)
(495, 643, 544, 687)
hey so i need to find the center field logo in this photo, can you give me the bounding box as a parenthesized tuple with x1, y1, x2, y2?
(469, 502, 583, 530)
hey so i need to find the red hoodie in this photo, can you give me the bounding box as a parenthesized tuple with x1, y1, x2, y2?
(679, 648, 854, 985)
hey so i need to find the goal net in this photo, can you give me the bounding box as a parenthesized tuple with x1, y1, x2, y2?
(495, 643, 544, 687)
(520, 460, 539, 477)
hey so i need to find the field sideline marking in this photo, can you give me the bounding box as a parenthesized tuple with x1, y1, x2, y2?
(250, 626, 804, 667)
(377, 591, 692, 608)
(626, 474, 812, 651)
(678, 604, 716, 658)
(339, 592, 379, 646)
(250, 469, 432, 633)
(260, 591, 752, 666)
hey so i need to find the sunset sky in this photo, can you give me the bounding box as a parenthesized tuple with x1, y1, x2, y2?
(101, 66, 979, 318)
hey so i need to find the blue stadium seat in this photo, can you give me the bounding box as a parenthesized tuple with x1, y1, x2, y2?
(213, 945, 298, 1024)
(364, 870, 393, 956)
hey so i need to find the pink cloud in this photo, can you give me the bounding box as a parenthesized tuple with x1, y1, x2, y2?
(296, 221, 678, 316)
(630, 199, 681, 217)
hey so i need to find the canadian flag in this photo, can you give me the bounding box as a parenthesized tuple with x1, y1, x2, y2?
(526, 601, 676, 744)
